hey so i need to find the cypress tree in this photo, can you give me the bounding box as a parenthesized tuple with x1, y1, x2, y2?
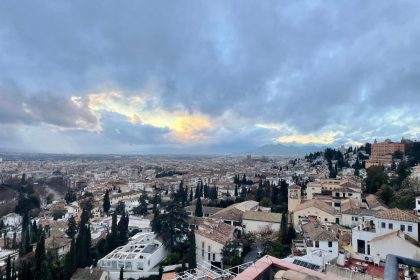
(103, 190, 111, 213)
(188, 229, 197, 269)
(234, 185, 238, 197)
(194, 197, 203, 217)
(66, 216, 77, 239)
(119, 266, 124, 280)
(279, 213, 288, 245)
(194, 184, 199, 199)
(63, 238, 76, 280)
(34, 233, 46, 279)
(5, 255, 11, 280)
(189, 188, 193, 202)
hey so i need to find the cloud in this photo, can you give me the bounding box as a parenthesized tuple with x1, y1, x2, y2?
(1, 1, 420, 152)
(0, 86, 99, 130)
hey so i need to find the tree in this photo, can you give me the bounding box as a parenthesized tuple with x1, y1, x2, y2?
(221, 240, 242, 267)
(103, 190, 111, 213)
(76, 209, 92, 268)
(107, 211, 118, 251)
(31, 220, 38, 243)
(134, 191, 148, 216)
(63, 238, 76, 280)
(34, 232, 46, 279)
(194, 196, 203, 217)
(396, 161, 412, 187)
(234, 185, 238, 197)
(119, 266, 124, 280)
(5, 255, 11, 280)
(365, 166, 389, 194)
(154, 202, 189, 251)
(376, 184, 395, 205)
(115, 201, 126, 215)
(65, 189, 77, 204)
(189, 188, 193, 202)
(259, 197, 272, 208)
(66, 216, 78, 239)
(279, 213, 288, 245)
(188, 229, 196, 269)
(117, 212, 129, 246)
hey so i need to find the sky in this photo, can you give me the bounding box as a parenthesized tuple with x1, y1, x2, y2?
(1, 1, 420, 154)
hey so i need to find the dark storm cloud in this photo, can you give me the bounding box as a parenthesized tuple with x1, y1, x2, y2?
(1, 1, 420, 152)
(0, 86, 98, 129)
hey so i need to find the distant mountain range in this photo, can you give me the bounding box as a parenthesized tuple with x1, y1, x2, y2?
(244, 143, 325, 157)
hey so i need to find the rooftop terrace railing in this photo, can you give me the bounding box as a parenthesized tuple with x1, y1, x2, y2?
(384, 254, 420, 280)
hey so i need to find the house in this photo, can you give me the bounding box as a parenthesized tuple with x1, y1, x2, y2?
(45, 236, 72, 257)
(369, 230, 420, 260)
(2, 213, 22, 227)
(70, 268, 109, 280)
(242, 211, 282, 233)
(363, 194, 388, 211)
(98, 232, 166, 278)
(184, 205, 222, 217)
(211, 200, 258, 227)
(415, 196, 420, 216)
(300, 222, 339, 265)
(375, 208, 419, 241)
(351, 208, 420, 260)
(292, 199, 338, 228)
(194, 217, 235, 266)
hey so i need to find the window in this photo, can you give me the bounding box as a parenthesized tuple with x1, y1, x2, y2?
(348, 193, 353, 196)
(367, 244, 370, 255)
(400, 225, 405, 231)
(328, 241, 332, 248)
(408, 225, 413, 232)
(315, 241, 319, 248)
(388, 223, 393, 230)
(334, 202, 340, 207)
(202, 242, 205, 257)
(357, 240, 365, 254)
(208, 246, 211, 261)
(335, 193, 340, 197)
(213, 253, 215, 261)
(381, 222, 386, 229)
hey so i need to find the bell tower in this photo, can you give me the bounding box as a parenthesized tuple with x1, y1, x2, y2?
(288, 184, 302, 213)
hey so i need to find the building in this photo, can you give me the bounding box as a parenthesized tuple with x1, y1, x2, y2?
(233, 255, 337, 280)
(45, 236, 72, 257)
(416, 196, 420, 216)
(300, 222, 339, 266)
(287, 184, 301, 213)
(365, 139, 405, 168)
(369, 230, 420, 261)
(351, 208, 420, 261)
(211, 200, 259, 227)
(70, 268, 109, 280)
(1, 213, 22, 227)
(306, 179, 361, 201)
(194, 218, 235, 266)
(292, 199, 337, 228)
(242, 211, 282, 233)
(98, 232, 166, 279)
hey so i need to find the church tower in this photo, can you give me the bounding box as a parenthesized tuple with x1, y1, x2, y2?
(288, 184, 302, 213)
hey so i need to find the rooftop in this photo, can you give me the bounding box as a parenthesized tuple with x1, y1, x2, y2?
(375, 208, 419, 223)
(242, 211, 282, 223)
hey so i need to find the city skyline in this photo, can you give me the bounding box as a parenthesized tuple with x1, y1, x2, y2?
(1, 1, 420, 154)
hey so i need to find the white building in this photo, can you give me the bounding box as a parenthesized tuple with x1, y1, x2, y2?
(351, 208, 420, 260)
(300, 223, 339, 265)
(1, 213, 22, 227)
(242, 211, 282, 233)
(98, 232, 166, 279)
(415, 196, 420, 216)
(194, 218, 235, 265)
